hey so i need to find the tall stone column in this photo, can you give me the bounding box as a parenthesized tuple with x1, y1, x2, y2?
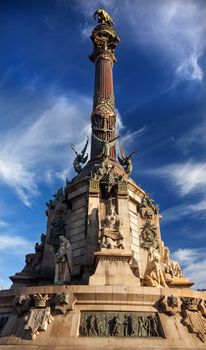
(89, 16, 120, 161)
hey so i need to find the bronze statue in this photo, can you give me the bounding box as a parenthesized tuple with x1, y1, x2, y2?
(92, 133, 118, 158)
(118, 144, 135, 175)
(71, 136, 89, 174)
(93, 8, 114, 26)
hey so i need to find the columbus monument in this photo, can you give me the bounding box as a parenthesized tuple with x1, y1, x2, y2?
(0, 9, 206, 350)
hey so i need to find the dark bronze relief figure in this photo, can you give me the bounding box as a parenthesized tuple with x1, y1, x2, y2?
(79, 312, 162, 338)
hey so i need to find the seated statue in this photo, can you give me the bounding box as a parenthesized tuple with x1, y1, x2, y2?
(99, 201, 123, 249)
(23, 234, 46, 273)
(144, 247, 167, 288)
(54, 236, 72, 285)
(163, 246, 183, 280)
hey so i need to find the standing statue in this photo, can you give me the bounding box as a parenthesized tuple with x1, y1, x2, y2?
(54, 236, 72, 285)
(118, 144, 135, 175)
(93, 8, 114, 26)
(71, 136, 89, 174)
(92, 133, 119, 159)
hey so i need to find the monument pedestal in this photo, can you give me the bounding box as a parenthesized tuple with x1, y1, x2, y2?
(89, 250, 140, 286)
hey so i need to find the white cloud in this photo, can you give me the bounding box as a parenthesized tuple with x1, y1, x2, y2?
(0, 234, 34, 255)
(0, 94, 91, 206)
(0, 220, 9, 228)
(154, 161, 206, 197)
(172, 248, 206, 289)
(161, 199, 206, 223)
(77, 0, 206, 83)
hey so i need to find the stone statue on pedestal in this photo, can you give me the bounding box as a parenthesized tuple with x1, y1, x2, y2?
(54, 236, 72, 285)
(144, 247, 167, 288)
(99, 201, 123, 249)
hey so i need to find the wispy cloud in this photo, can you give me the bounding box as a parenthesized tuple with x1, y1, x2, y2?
(76, 0, 206, 84)
(0, 94, 91, 207)
(154, 161, 206, 197)
(162, 199, 206, 224)
(0, 234, 34, 255)
(172, 248, 206, 289)
(0, 220, 9, 228)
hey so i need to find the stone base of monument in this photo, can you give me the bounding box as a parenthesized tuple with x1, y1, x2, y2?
(89, 250, 140, 286)
(0, 285, 206, 349)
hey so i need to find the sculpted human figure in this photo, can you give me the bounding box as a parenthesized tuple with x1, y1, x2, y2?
(54, 236, 72, 285)
(92, 133, 119, 159)
(144, 247, 167, 288)
(100, 201, 123, 249)
(112, 315, 122, 336)
(164, 246, 182, 278)
(24, 234, 46, 273)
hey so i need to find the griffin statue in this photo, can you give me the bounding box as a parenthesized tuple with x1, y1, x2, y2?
(71, 137, 89, 174)
(118, 144, 135, 175)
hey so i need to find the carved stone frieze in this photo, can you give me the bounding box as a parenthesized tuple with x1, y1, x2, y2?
(24, 307, 53, 340)
(79, 312, 162, 337)
(54, 292, 77, 314)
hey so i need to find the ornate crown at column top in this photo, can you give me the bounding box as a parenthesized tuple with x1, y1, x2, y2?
(89, 9, 120, 64)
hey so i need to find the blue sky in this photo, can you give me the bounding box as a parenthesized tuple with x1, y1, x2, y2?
(0, 0, 206, 289)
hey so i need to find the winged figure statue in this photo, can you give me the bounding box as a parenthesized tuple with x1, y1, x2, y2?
(71, 137, 89, 174)
(118, 144, 135, 175)
(92, 133, 119, 158)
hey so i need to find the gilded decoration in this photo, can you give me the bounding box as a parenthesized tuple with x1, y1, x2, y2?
(79, 312, 162, 337)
